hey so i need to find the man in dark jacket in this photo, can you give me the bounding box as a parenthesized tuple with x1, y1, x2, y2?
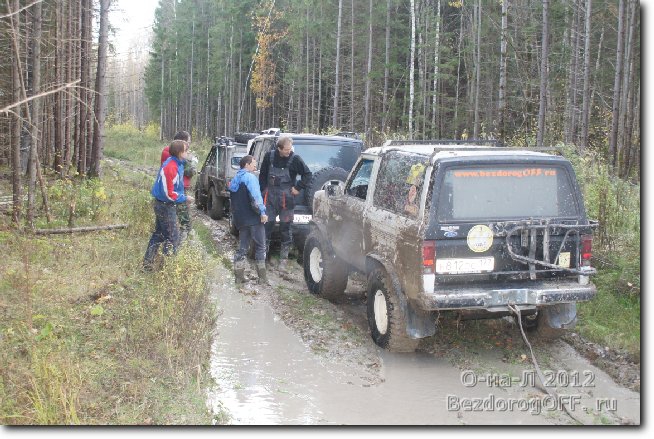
(258, 136, 312, 271)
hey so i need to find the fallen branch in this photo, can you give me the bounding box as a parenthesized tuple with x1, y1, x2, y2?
(33, 224, 128, 235)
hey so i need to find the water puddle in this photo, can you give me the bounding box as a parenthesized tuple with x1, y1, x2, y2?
(206, 265, 559, 425)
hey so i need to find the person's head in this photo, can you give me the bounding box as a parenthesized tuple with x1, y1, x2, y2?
(239, 155, 257, 171)
(169, 140, 188, 159)
(276, 136, 293, 158)
(174, 130, 191, 143)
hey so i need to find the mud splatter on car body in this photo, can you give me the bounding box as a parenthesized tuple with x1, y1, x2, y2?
(305, 140, 598, 351)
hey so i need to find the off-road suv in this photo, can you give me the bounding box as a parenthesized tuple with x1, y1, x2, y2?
(247, 132, 363, 250)
(195, 133, 256, 219)
(304, 140, 598, 352)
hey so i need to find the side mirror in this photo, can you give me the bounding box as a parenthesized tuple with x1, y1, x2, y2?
(326, 181, 344, 197)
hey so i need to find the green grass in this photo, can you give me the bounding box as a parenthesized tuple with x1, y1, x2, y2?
(104, 123, 213, 168)
(561, 145, 641, 359)
(0, 123, 218, 425)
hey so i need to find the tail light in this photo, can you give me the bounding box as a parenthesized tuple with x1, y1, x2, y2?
(581, 235, 593, 267)
(422, 240, 436, 274)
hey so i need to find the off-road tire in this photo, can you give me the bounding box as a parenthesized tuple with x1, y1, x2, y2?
(366, 267, 420, 352)
(208, 187, 224, 220)
(194, 187, 205, 209)
(303, 231, 348, 301)
(305, 166, 349, 210)
(234, 132, 258, 144)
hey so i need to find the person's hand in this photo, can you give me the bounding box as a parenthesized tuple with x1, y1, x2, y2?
(291, 187, 299, 196)
(261, 214, 268, 224)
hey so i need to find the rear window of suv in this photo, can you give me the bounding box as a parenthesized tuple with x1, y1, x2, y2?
(436, 165, 579, 221)
(292, 140, 360, 172)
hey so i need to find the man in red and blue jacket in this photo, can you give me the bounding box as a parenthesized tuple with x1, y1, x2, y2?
(161, 130, 196, 241)
(143, 140, 188, 270)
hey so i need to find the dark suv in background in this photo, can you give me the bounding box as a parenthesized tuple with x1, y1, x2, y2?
(246, 132, 363, 251)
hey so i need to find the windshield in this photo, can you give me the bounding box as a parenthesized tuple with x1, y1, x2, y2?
(231, 154, 244, 169)
(293, 141, 360, 173)
(436, 165, 579, 221)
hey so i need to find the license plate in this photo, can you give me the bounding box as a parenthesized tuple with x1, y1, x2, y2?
(436, 257, 494, 274)
(293, 214, 312, 224)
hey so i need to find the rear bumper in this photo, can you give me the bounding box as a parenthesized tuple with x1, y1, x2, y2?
(418, 278, 596, 311)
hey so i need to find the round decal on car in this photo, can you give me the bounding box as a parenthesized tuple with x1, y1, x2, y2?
(467, 225, 494, 253)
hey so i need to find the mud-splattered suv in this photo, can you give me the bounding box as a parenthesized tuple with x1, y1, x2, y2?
(195, 134, 254, 219)
(304, 140, 598, 351)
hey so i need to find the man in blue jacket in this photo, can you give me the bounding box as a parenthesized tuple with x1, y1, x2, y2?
(229, 155, 269, 284)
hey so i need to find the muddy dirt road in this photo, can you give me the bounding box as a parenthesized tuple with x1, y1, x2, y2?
(198, 211, 640, 425)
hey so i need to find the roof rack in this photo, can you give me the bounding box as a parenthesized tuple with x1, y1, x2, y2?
(334, 131, 361, 139)
(382, 139, 504, 147)
(381, 139, 561, 154)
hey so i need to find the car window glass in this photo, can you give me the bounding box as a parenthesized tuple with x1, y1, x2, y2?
(291, 140, 360, 173)
(346, 159, 374, 200)
(205, 147, 216, 168)
(216, 147, 223, 170)
(373, 152, 428, 217)
(231, 154, 243, 169)
(435, 165, 578, 221)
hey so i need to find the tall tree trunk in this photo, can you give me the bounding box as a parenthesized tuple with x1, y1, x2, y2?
(408, 0, 416, 138)
(350, 0, 355, 131)
(579, 0, 593, 152)
(9, 0, 22, 225)
(431, 0, 441, 138)
(608, 0, 625, 170)
(454, 6, 464, 138)
(333, 0, 343, 128)
(26, 0, 43, 228)
(53, 0, 64, 174)
(472, 0, 481, 139)
(382, 0, 391, 131)
(498, 0, 508, 142)
(536, 0, 550, 147)
(90, 0, 111, 177)
(619, 0, 638, 178)
(364, 0, 373, 142)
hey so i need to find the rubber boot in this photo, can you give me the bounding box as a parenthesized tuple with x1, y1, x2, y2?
(278, 243, 290, 273)
(255, 261, 269, 285)
(234, 258, 247, 284)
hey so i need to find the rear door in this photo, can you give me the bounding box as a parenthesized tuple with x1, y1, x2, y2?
(426, 158, 589, 284)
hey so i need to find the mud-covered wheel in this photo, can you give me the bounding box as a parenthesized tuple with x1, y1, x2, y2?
(194, 187, 204, 209)
(366, 267, 419, 352)
(305, 166, 349, 210)
(208, 188, 224, 220)
(303, 231, 348, 301)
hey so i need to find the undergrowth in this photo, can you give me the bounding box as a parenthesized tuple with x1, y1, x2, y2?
(0, 123, 218, 425)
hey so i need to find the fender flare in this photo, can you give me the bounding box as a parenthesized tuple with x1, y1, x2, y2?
(366, 254, 436, 339)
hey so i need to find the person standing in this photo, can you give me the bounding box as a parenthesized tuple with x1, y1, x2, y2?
(258, 136, 312, 271)
(161, 131, 197, 242)
(229, 155, 269, 284)
(143, 140, 188, 270)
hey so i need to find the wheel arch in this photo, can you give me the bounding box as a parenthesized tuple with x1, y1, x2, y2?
(366, 254, 436, 339)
